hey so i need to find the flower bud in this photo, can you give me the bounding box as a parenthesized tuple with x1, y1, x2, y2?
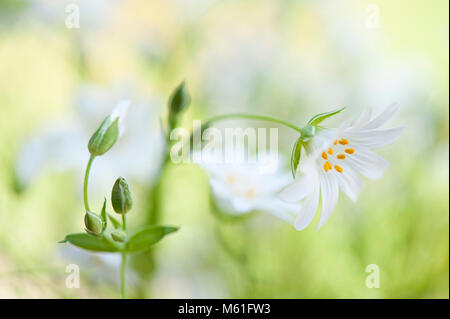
(111, 177, 133, 214)
(168, 81, 191, 130)
(84, 211, 104, 236)
(111, 229, 127, 242)
(88, 100, 130, 156)
(300, 124, 316, 140)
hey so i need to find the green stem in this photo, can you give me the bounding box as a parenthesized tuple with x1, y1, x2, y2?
(122, 215, 127, 231)
(121, 214, 127, 299)
(83, 155, 95, 212)
(204, 113, 302, 133)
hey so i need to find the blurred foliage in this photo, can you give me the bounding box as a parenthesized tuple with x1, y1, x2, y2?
(0, 0, 448, 298)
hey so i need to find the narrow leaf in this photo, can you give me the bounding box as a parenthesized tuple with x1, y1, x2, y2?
(290, 137, 302, 178)
(308, 107, 345, 126)
(59, 233, 119, 252)
(126, 226, 178, 252)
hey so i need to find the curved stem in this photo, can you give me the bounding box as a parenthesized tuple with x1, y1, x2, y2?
(204, 113, 302, 133)
(83, 155, 95, 212)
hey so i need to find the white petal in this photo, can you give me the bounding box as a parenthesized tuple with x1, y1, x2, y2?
(362, 103, 399, 130)
(346, 126, 405, 149)
(294, 178, 320, 230)
(352, 108, 372, 130)
(336, 163, 363, 202)
(259, 199, 299, 223)
(231, 197, 255, 213)
(278, 177, 311, 202)
(111, 100, 131, 136)
(346, 148, 390, 180)
(316, 172, 339, 230)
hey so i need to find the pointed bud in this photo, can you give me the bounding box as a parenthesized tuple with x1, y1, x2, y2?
(84, 211, 104, 236)
(88, 100, 130, 156)
(111, 229, 127, 242)
(168, 81, 191, 130)
(111, 177, 133, 214)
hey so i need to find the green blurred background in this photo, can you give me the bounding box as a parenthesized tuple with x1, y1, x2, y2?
(0, 0, 448, 298)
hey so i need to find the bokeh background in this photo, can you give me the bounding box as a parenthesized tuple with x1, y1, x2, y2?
(0, 0, 448, 298)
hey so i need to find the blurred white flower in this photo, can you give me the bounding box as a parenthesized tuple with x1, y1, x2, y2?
(15, 83, 164, 198)
(197, 144, 299, 224)
(28, 0, 116, 30)
(280, 104, 405, 230)
(58, 245, 137, 286)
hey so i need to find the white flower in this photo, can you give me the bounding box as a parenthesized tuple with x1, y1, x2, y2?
(197, 145, 299, 224)
(280, 104, 405, 231)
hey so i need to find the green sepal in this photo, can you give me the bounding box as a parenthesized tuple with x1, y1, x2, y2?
(125, 225, 178, 252)
(290, 137, 302, 178)
(307, 107, 345, 126)
(100, 198, 107, 232)
(111, 229, 127, 242)
(59, 233, 120, 252)
(108, 213, 122, 229)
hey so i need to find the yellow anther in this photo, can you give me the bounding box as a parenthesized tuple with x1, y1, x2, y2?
(322, 152, 328, 160)
(227, 175, 236, 184)
(337, 154, 346, 159)
(323, 161, 332, 172)
(334, 140, 338, 145)
(345, 148, 355, 154)
(328, 148, 334, 155)
(339, 138, 349, 145)
(334, 165, 343, 173)
(245, 189, 256, 199)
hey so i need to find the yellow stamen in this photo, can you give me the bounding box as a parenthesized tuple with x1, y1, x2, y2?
(334, 140, 338, 145)
(339, 138, 349, 145)
(337, 154, 346, 159)
(227, 175, 236, 184)
(328, 148, 334, 155)
(323, 161, 332, 172)
(334, 165, 343, 173)
(246, 189, 256, 199)
(345, 148, 355, 154)
(322, 152, 328, 160)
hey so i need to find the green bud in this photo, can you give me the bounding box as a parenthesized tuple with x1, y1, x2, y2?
(84, 211, 104, 236)
(111, 177, 133, 214)
(88, 116, 119, 156)
(111, 229, 127, 242)
(88, 101, 129, 156)
(168, 81, 191, 130)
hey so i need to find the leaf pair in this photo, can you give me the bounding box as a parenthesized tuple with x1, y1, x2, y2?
(59, 225, 178, 253)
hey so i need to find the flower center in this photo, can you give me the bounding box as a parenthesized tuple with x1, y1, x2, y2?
(322, 138, 355, 173)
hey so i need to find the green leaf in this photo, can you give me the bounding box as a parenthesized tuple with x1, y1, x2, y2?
(100, 197, 107, 232)
(108, 213, 122, 229)
(126, 226, 178, 252)
(307, 107, 345, 126)
(59, 233, 120, 252)
(290, 137, 302, 178)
